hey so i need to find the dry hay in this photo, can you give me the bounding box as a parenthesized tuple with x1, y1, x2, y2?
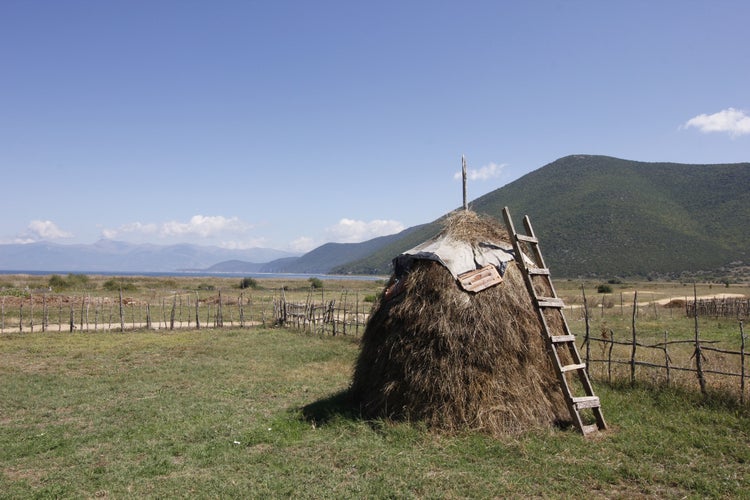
(350, 211, 570, 435)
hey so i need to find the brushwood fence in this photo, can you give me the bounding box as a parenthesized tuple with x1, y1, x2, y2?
(0, 289, 371, 336)
(272, 288, 369, 336)
(686, 297, 750, 318)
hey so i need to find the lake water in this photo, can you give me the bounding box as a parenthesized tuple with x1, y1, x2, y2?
(0, 269, 386, 281)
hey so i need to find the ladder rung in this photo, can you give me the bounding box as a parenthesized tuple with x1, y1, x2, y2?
(516, 234, 538, 244)
(581, 424, 600, 435)
(537, 297, 565, 308)
(560, 363, 587, 373)
(527, 267, 550, 276)
(550, 335, 576, 343)
(572, 396, 600, 409)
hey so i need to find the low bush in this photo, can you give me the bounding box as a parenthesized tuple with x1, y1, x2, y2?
(102, 279, 137, 292)
(240, 277, 259, 289)
(48, 273, 92, 291)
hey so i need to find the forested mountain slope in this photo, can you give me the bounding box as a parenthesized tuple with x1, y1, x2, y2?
(334, 155, 750, 278)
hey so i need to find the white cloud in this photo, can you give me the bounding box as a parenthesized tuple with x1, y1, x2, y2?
(324, 218, 405, 243)
(103, 215, 252, 241)
(289, 236, 317, 253)
(161, 215, 249, 238)
(14, 220, 73, 243)
(454, 162, 507, 181)
(682, 108, 750, 137)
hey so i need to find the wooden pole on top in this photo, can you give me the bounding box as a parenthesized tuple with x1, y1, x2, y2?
(462, 155, 468, 211)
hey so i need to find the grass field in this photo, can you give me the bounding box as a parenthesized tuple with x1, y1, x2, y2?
(2, 325, 749, 498)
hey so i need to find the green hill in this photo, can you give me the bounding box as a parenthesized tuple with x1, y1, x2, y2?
(334, 155, 750, 278)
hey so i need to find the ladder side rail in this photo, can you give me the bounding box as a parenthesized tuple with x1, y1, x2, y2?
(502, 208, 524, 265)
(544, 282, 603, 411)
(521, 216, 548, 269)
(520, 212, 602, 400)
(503, 207, 606, 433)
(533, 282, 588, 432)
(522, 215, 561, 299)
(553, 306, 607, 429)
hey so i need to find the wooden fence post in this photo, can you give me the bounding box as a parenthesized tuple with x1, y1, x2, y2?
(664, 330, 670, 386)
(693, 283, 707, 396)
(608, 330, 615, 384)
(582, 284, 591, 372)
(217, 290, 223, 327)
(631, 291, 638, 385)
(344, 295, 349, 334)
(119, 288, 125, 333)
(170, 294, 176, 330)
(239, 292, 244, 328)
(195, 292, 200, 329)
(355, 292, 360, 335)
(740, 320, 746, 405)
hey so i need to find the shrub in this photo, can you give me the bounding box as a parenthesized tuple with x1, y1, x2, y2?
(66, 273, 90, 288)
(103, 279, 137, 292)
(240, 277, 259, 290)
(308, 277, 324, 289)
(48, 274, 69, 291)
(597, 284, 613, 294)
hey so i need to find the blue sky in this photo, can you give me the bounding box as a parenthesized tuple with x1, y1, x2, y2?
(2, 1, 748, 254)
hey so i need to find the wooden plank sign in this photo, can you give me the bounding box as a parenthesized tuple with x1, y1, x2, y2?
(457, 265, 503, 293)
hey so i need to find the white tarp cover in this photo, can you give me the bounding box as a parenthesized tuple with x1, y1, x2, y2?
(392, 234, 516, 279)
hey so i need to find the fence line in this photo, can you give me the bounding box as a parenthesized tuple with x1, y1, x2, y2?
(0, 288, 371, 336)
(580, 286, 748, 403)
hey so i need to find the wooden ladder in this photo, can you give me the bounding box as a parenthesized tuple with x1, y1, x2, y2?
(502, 207, 607, 435)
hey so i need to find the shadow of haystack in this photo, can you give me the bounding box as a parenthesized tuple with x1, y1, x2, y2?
(301, 390, 361, 427)
(348, 210, 572, 436)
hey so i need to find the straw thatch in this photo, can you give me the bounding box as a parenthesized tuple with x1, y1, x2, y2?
(350, 211, 570, 435)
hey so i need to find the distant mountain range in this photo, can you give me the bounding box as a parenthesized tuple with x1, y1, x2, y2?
(2, 155, 748, 279)
(0, 240, 297, 273)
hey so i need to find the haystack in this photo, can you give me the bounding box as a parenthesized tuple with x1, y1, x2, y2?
(350, 210, 570, 435)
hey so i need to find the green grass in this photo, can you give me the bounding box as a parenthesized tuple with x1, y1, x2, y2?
(1, 327, 749, 498)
